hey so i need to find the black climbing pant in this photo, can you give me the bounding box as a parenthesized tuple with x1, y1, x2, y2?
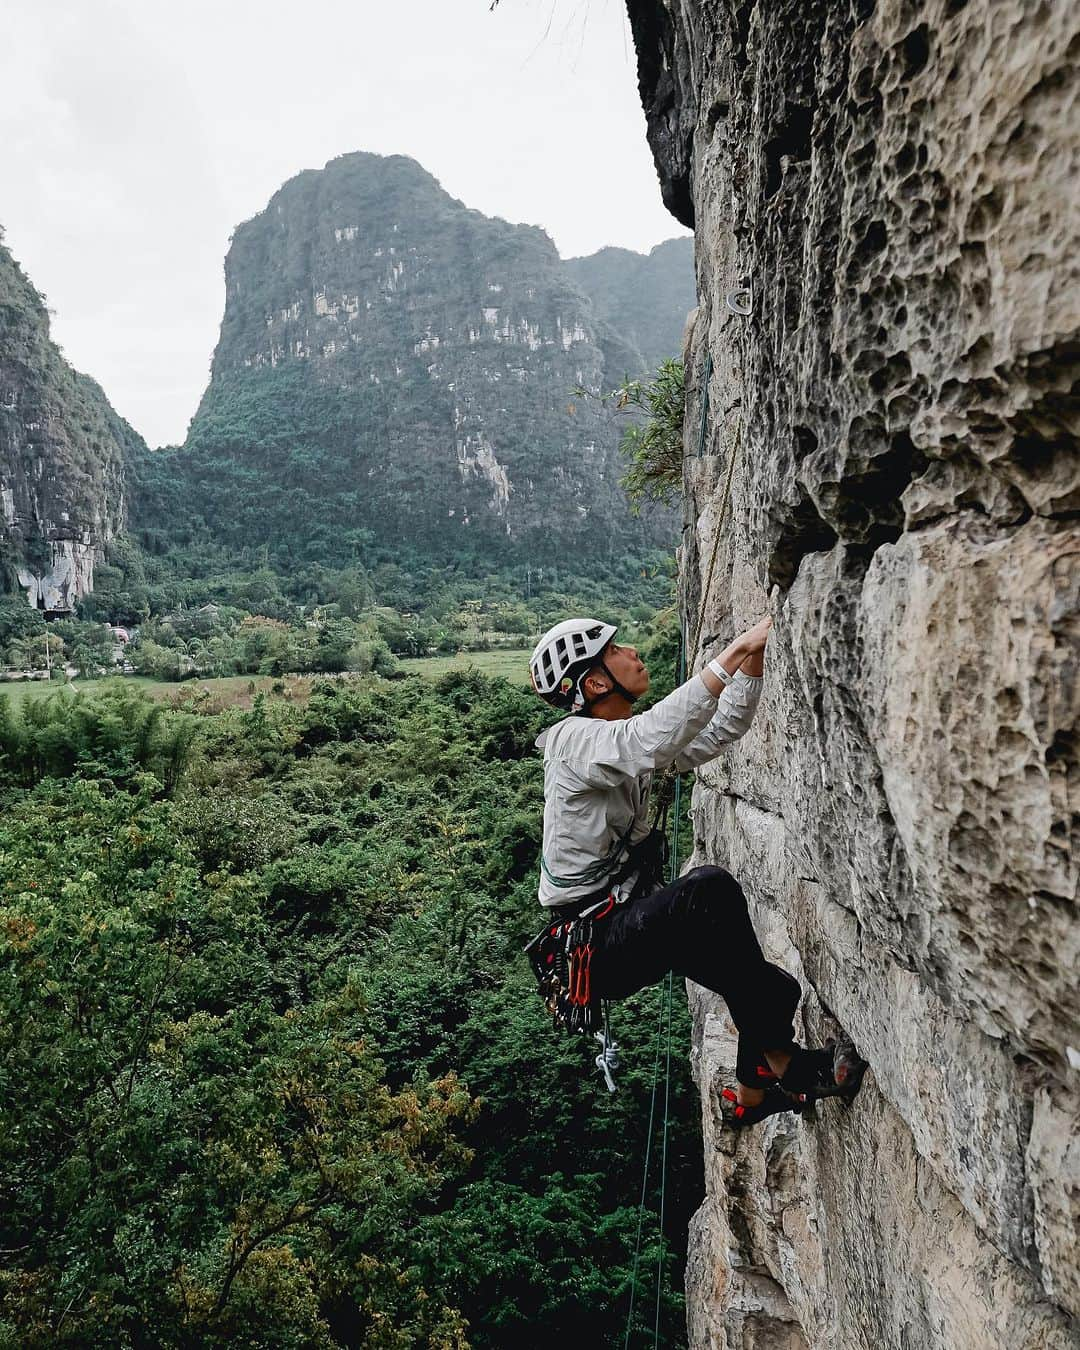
(589, 865, 801, 1088)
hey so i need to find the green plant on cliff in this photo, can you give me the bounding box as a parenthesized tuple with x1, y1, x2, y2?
(610, 359, 686, 511)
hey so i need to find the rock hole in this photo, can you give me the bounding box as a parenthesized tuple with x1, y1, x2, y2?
(894, 143, 917, 176)
(967, 188, 1003, 236)
(857, 218, 888, 262)
(764, 102, 814, 200)
(963, 334, 993, 368)
(899, 171, 923, 201)
(851, 67, 879, 107)
(996, 686, 1022, 720)
(706, 100, 730, 136)
(901, 26, 931, 79)
(908, 200, 932, 232)
(794, 425, 819, 461)
(768, 489, 838, 590)
(869, 351, 913, 395)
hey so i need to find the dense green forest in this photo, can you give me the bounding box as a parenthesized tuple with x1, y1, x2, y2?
(0, 531, 675, 680)
(0, 646, 700, 1347)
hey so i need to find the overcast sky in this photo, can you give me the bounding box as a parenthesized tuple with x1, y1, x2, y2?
(1, 0, 690, 447)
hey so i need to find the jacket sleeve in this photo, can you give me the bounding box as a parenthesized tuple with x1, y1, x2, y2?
(565, 674, 720, 786)
(672, 672, 763, 770)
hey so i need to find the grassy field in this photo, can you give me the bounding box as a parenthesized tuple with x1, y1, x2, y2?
(0, 676, 168, 709)
(0, 650, 533, 714)
(0, 675, 308, 713)
(397, 647, 531, 683)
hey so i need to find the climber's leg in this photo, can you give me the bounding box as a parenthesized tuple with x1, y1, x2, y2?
(591, 866, 804, 1108)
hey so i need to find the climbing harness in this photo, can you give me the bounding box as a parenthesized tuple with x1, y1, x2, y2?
(527, 823, 669, 1046)
(524, 894, 614, 1035)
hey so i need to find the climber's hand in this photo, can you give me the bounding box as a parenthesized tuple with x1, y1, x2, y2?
(704, 616, 772, 687)
(738, 616, 772, 657)
(737, 615, 771, 677)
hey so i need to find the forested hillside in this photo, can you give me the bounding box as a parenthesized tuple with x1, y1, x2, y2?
(564, 238, 695, 374)
(0, 235, 142, 613)
(0, 137, 704, 1350)
(0, 660, 699, 1347)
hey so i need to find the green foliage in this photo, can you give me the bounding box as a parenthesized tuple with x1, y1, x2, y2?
(0, 664, 700, 1347)
(611, 359, 686, 511)
(79, 536, 150, 625)
(0, 682, 196, 791)
(0, 599, 44, 647)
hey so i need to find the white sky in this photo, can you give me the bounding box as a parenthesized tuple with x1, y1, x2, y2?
(1, 0, 690, 447)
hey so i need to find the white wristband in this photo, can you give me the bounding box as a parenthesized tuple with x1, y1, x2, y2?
(707, 658, 733, 684)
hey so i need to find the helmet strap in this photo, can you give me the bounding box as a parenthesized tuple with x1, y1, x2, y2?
(580, 659, 638, 715)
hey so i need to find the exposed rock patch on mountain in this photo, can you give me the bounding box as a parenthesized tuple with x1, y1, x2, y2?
(154, 153, 690, 569)
(626, 1, 1079, 1345)
(0, 237, 140, 612)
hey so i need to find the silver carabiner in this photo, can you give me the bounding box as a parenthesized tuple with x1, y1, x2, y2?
(594, 1029, 619, 1093)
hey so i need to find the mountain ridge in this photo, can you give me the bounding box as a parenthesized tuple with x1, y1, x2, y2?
(143, 151, 691, 572)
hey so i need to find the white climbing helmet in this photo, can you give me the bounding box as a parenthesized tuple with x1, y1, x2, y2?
(530, 618, 617, 711)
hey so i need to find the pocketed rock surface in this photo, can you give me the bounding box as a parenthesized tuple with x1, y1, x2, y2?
(625, 1, 1079, 1344)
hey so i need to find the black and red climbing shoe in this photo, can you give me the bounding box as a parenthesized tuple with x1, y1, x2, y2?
(720, 1083, 809, 1130)
(753, 1053, 780, 1085)
(779, 1038, 868, 1107)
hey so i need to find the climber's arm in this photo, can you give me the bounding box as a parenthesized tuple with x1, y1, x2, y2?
(698, 619, 768, 694)
(671, 626, 769, 770)
(672, 666, 763, 769)
(565, 618, 772, 786)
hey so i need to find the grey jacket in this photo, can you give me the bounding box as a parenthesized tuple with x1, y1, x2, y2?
(535, 669, 762, 906)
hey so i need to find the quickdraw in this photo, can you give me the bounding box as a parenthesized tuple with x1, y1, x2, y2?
(524, 895, 614, 1036)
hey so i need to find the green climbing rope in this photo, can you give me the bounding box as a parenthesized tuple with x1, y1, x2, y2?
(623, 598, 690, 1348)
(651, 628, 688, 1346)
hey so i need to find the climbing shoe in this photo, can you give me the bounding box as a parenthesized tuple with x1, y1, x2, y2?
(753, 1053, 780, 1084)
(779, 1038, 867, 1107)
(720, 1083, 809, 1130)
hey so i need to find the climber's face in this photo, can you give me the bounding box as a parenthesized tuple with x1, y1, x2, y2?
(588, 639, 650, 702)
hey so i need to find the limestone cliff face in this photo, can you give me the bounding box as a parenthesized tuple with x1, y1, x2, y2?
(626, 2, 1079, 1346)
(0, 237, 137, 612)
(175, 154, 688, 568)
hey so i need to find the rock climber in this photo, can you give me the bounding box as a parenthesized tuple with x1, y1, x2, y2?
(526, 616, 865, 1127)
